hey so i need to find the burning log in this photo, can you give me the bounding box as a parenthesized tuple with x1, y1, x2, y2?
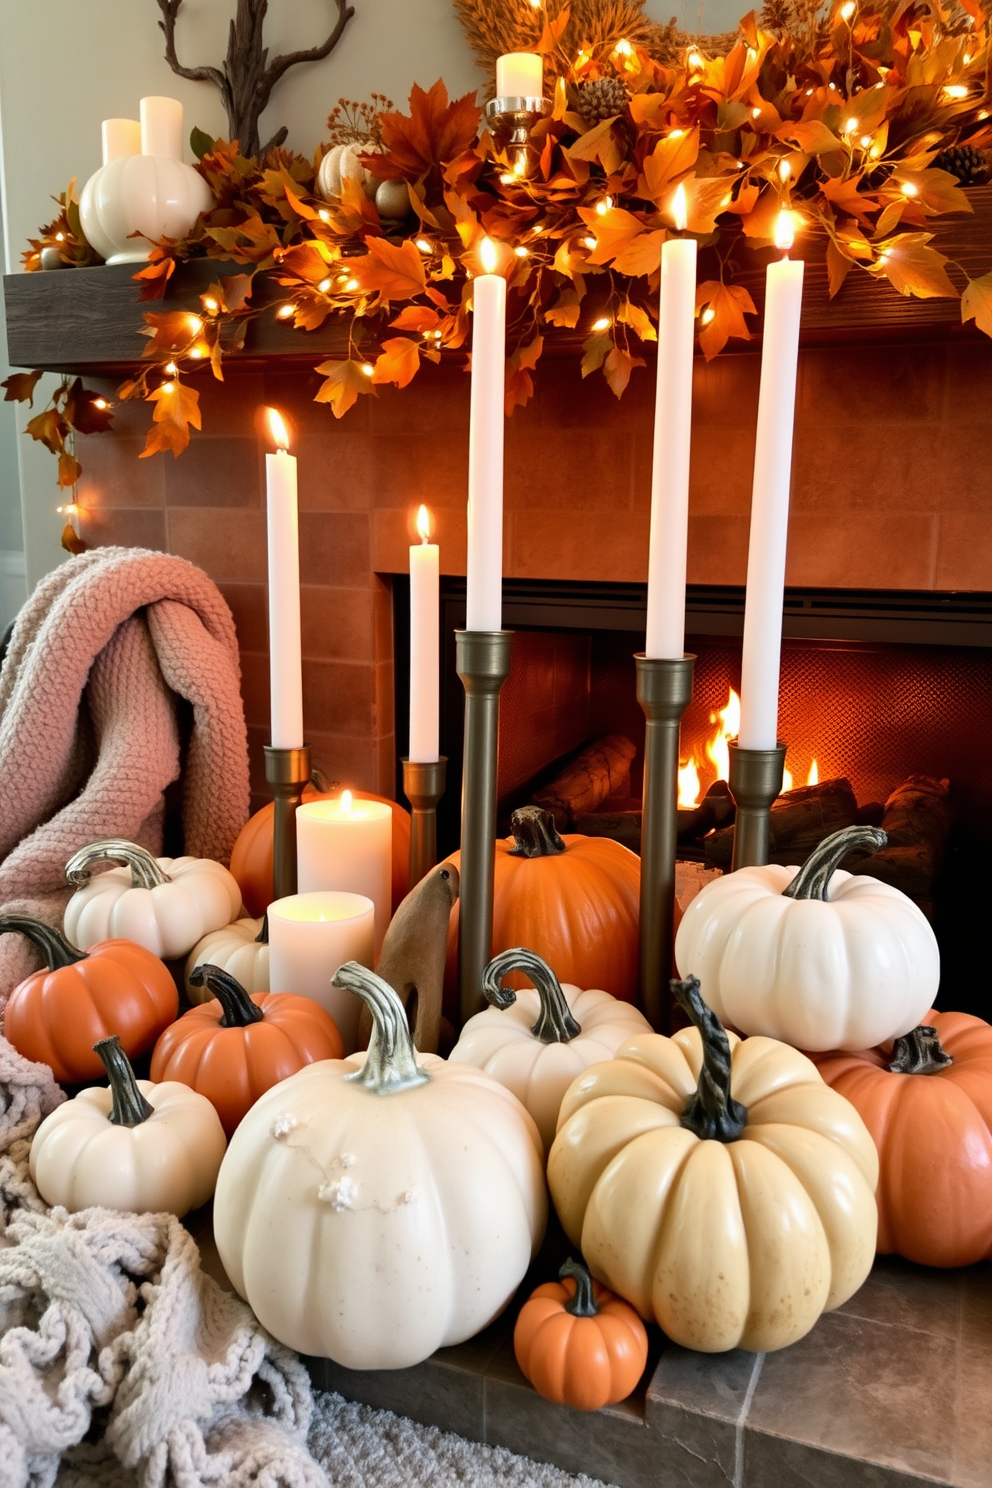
(531, 734, 636, 831)
(704, 777, 860, 869)
(574, 780, 735, 852)
(850, 776, 952, 899)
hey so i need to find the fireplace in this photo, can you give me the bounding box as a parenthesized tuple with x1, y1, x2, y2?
(393, 577, 992, 1017)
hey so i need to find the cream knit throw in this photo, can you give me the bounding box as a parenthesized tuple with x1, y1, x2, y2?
(0, 547, 251, 1011)
(0, 1036, 326, 1488)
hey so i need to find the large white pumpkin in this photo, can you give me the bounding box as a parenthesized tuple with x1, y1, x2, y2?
(674, 825, 938, 1052)
(449, 948, 651, 1152)
(30, 1035, 226, 1217)
(185, 915, 268, 1002)
(214, 962, 547, 1369)
(64, 839, 243, 960)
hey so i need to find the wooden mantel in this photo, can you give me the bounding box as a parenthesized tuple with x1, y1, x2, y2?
(4, 186, 991, 373)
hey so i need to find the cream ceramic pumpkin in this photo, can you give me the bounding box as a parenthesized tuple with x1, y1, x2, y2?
(674, 825, 938, 1052)
(548, 976, 878, 1354)
(449, 948, 651, 1153)
(185, 915, 268, 1002)
(30, 1035, 226, 1217)
(64, 839, 243, 960)
(214, 962, 547, 1369)
(79, 152, 212, 264)
(317, 143, 377, 200)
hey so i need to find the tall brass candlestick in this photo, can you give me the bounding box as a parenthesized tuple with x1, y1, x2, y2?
(456, 630, 512, 1024)
(264, 743, 311, 899)
(728, 741, 786, 870)
(636, 654, 695, 1033)
(402, 756, 447, 890)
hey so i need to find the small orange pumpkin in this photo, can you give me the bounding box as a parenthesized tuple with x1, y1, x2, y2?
(443, 806, 643, 1010)
(514, 1258, 649, 1411)
(812, 1013, 992, 1268)
(1, 914, 178, 1084)
(150, 963, 344, 1134)
(231, 784, 411, 918)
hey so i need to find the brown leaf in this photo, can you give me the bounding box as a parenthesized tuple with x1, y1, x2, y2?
(603, 346, 644, 399)
(778, 120, 844, 154)
(206, 213, 283, 267)
(640, 130, 700, 206)
(58, 451, 82, 489)
(617, 298, 657, 343)
(825, 240, 854, 298)
(279, 243, 332, 283)
(61, 522, 87, 555)
(545, 287, 582, 328)
(579, 207, 647, 268)
(505, 333, 543, 415)
(580, 333, 612, 378)
(390, 306, 443, 333)
(962, 272, 992, 338)
(696, 282, 756, 360)
(26, 407, 67, 455)
(314, 359, 375, 418)
(821, 176, 876, 226)
(140, 381, 201, 459)
(64, 379, 114, 434)
(611, 229, 665, 278)
(371, 337, 421, 389)
(141, 310, 204, 359)
(133, 252, 177, 303)
(874, 234, 957, 300)
(2, 370, 43, 405)
(348, 236, 427, 302)
(567, 118, 623, 175)
(377, 81, 482, 179)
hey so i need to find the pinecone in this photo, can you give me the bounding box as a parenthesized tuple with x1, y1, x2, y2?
(932, 144, 992, 186)
(575, 76, 631, 125)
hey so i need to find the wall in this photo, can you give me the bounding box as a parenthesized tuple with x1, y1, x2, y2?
(0, 0, 743, 588)
(0, 192, 25, 628)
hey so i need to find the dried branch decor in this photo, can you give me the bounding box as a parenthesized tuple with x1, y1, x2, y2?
(156, 0, 356, 158)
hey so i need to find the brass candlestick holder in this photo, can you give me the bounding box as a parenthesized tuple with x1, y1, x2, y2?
(401, 756, 448, 890)
(484, 96, 552, 180)
(264, 743, 311, 900)
(728, 741, 787, 870)
(456, 629, 513, 1024)
(636, 654, 695, 1033)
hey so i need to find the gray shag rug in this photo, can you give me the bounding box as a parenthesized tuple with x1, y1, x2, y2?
(57, 1391, 618, 1488)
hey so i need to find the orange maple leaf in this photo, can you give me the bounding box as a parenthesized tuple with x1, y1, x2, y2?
(141, 310, 206, 359)
(696, 281, 757, 360)
(372, 337, 421, 389)
(376, 81, 482, 180)
(348, 237, 427, 302)
(314, 359, 375, 418)
(140, 381, 201, 459)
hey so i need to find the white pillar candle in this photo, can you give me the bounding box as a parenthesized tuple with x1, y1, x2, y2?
(140, 95, 184, 159)
(466, 239, 507, 633)
(102, 118, 141, 165)
(264, 408, 304, 751)
(738, 213, 805, 751)
(410, 504, 440, 762)
(268, 891, 374, 1051)
(496, 52, 544, 98)
(297, 793, 393, 956)
(645, 184, 696, 660)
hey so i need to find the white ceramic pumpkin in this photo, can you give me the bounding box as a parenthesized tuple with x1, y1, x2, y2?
(214, 962, 547, 1369)
(449, 948, 652, 1153)
(185, 915, 268, 1002)
(317, 142, 377, 201)
(64, 839, 243, 960)
(30, 1035, 226, 1217)
(674, 825, 939, 1052)
(548, 976, 879, 1354)
(79, 153, 212, 264)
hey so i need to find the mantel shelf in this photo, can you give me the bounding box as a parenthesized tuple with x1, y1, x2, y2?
(4, 186, 990, 374)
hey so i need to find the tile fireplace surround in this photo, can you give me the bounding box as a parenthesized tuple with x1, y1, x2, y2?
(62, 331, 992, 807)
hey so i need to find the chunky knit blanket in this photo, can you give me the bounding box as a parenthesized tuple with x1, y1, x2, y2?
(0, 1036, 326, 1488)
(0, 547, 250, 1011)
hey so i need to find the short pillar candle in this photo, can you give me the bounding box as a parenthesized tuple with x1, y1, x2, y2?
(268, 891, 375, 1051)
(296, 793, 393, 957)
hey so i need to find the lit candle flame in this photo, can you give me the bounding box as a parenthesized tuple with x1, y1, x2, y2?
(479, 237, 499, 274)
(340, 789, 353, 816)
(265, 407, 291, 451)
(416, 504, 432, 543)
(774, 209, 796, 252)
(672, 182, 688, 233)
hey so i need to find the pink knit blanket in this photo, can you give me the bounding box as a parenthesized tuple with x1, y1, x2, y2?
(0, 547, 250, 1007)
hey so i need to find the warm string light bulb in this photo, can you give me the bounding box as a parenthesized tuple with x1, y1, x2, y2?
(266, 407, 291, 450)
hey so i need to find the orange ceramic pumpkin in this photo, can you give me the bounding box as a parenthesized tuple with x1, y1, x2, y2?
(0, 914, 178, 1084)
(231, 785, 411, 918)
(514, 1258, 649, 1411)
(443, 806, 643, 1009)
(813, 1013, 992, 1268)
(150, 963, 344, 1134)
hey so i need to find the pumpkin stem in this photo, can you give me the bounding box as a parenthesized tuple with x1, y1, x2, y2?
(889, 1024, 953, 1075)
(782, 825, 888, 902)
(482, 949, 581, 1043)
(311, 768, 331, 792)
(508, 806, 567, 859)
(673, 976, 747, 1143)
(65, 839, 171, 890)
(561, 1258, 599, 1318)
(189, 963, 265, 1027)
(94, 1035, 155, 1127)
(256, 913, 269, 945)
(333, 961, 430, 1095)
(0, 914, 87, 970)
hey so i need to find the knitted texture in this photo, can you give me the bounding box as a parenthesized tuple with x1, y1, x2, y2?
(0, 548, 250, 1008)
(0, 1034, 326, 1488)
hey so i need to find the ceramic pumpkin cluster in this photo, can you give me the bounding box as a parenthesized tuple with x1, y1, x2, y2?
(185, 915, 269, 1000)
(443, 806, 642, 1011)
(151, 963, 344, 1135)
(449, 948, 651, 1152)
(0, 914, 178, 1083)
(548, 975, 878, 1353)
(213, 960, 547, 1369)
(64, 839, 243, 960)
(230, 784, 411, 918)
(30, 1034, 226, 1218)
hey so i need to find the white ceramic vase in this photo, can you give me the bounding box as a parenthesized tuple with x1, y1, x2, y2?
(80, 97, 212, 265)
